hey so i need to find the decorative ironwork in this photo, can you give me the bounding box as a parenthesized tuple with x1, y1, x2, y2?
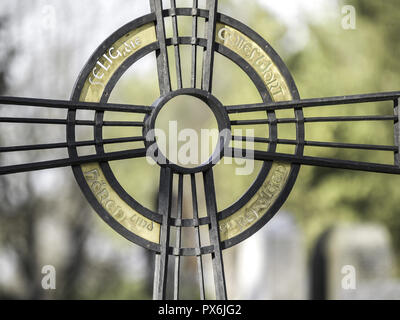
(0, 0, 399, 300)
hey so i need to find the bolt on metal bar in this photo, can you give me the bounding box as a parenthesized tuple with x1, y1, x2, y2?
(191, 173, 206, 300)
(170, 0, 183, 89)
(0, 96, 152, 113)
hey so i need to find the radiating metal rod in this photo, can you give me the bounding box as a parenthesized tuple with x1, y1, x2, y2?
(231, 136, 397, 152)
(228, 148, 400, 175)
(202, 0, 218, 92)
(191, 0, 199, 88)
(0, 136, 145, 153)
(225, 91, 400, 114)
(153, 167, 173, 300)
(0, 117, 144, 127)
(0, 148, 147, 175)
(230, 115, 396, 126)
(394, 99, 400, 166)
(150, 0, 172, 95)
(170, 0, 183, 89)
(173, 174, 183, 300)
(203, 169, 227, 300)
(0, 96, 152, 113)
(191, 173, 206, 300)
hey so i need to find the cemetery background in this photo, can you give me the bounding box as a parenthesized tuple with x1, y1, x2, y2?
(0, 0, 399, 299)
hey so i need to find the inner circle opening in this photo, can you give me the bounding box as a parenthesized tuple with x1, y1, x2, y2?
(154, 95, 219, 169)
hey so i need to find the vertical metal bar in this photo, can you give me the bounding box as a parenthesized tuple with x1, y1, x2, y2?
(394, 99, 400, 166)
(203, 169, 227, 300)
(202, 0, 218, 92)
(191, 0, 199, 88)
(153, 167, 173, 300)
(173, 174, 183, 300)
(149, 0, 171, 95)
(191, 173, 206, 300)
(170, 0, 183, 89)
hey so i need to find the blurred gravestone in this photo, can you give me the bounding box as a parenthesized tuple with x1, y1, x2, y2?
(231, 211, 307, 300)
(311, 224, 399, 300)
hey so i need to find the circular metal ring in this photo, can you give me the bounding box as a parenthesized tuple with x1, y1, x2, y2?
(144, 88, 231, 174)
(68, 10, 304, 254)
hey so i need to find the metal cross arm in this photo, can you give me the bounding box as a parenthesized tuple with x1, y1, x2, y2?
(227, 90, 400, 175)
(2, 91, 399, 176)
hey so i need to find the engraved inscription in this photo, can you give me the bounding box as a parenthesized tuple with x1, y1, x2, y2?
(219, 164, 289, 240)
(215, 23, 293, 242)
(84, 169, 154, 232)
(78, 24, 160, 245)
(89, 37, 142, 88)
(216, 25, 285, 97)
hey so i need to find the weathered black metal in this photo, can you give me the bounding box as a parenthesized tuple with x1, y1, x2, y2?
(190, 173, 206, 300)
(153, 167, 173, 300)
(0, 0, 400, 301)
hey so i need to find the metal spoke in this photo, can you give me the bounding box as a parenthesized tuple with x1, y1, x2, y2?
(394, 98, 400, 166)
(191, 0, 199, 88)
(0, 117, 144, 127)
(203, 168, 227, 300)
(0, 148, 147, 175)
(0, 96, 151, 114)
(173, 174, 183, 300)
(191, 173, 206, 300)
(150, 0, 171, 95)
(232, 136, 397, 152)
(202, 0, 218, 92)
(170, 0, 183, 89)
(280, 115, 395, 124)
(0, 136, 145, 153)
(225, 91, 400, 114)
(153, 167, 173, 300)
(230, 116, 396, 126)
(228, 148, 400, 175)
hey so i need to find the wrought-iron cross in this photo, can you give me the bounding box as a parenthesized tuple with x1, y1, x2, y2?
(1, 0, 399, 300)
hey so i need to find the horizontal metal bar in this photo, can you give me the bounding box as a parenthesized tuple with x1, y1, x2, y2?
(230, 119, 268, 126)
(228, 148, 400, 175)
(0, 117, 92, 125)
(0, 117, 144, 127)
(0, 96, 152, 114)
(0, 148, 147, 175)
(230, 115, 395, 126)
(0, 136, 145, 153)
(232, 136, 397, 152)
(278, 115, 396, 123)
(225, 91, 400, 114)
(102, 121, 144, 127)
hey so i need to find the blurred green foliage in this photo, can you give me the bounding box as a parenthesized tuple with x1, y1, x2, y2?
(284, 0, 400, 271)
